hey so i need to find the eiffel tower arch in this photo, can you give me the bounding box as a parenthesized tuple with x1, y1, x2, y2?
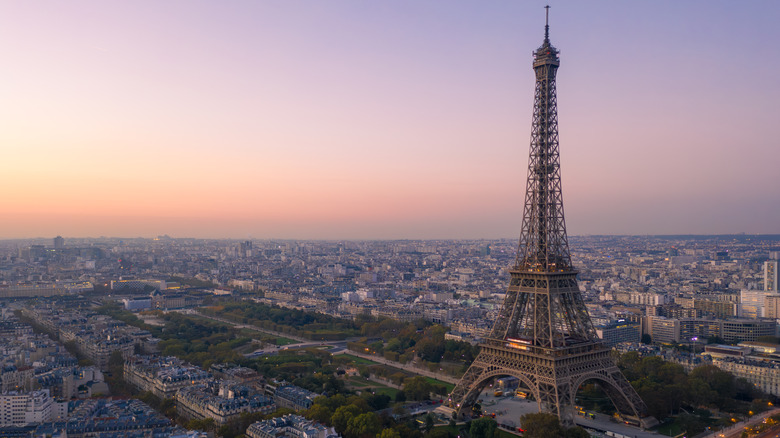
(447, 7, 657, 428)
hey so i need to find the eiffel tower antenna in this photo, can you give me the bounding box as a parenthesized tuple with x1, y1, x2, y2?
(447, 7, 657, 428)
(544, 5, 550, 43)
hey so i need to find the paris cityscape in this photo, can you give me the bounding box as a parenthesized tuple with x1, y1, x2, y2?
(2, 2, 780, 438)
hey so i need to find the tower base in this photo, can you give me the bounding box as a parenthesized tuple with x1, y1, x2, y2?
(448, 339, 656, 428)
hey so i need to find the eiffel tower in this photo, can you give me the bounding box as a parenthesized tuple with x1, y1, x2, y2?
(447, 7, 656, 428)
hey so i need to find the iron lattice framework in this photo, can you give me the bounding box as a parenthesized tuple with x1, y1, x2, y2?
(447, 8, 656, 428)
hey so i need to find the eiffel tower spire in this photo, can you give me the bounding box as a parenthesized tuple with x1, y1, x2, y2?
(517, 3, 570, 274)
(447, 8, 656, 427)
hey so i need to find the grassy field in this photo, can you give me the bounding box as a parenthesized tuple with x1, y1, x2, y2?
(344, 376, 400, 398)
(655, 421, 685, 437)
(497, 428, 521, 437)
(347, 377, 372, 387)
(341, 354, 381, 365)
(424, 376, 455, 393)
(373, 386, 400, 398)
(274, 336, 299, 346)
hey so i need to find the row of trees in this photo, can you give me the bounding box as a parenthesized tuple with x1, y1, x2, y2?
(357, 318, 480, 366)
(200, 301, 361, 340)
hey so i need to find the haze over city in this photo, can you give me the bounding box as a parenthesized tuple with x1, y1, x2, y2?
(2, 1, 779, 240)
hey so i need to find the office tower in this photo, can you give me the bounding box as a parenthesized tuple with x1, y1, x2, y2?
(447, 8, 653, 427)
(240, 240, 253, 258)
(765, 260, 778, 291)
(53, 236, 64, 249)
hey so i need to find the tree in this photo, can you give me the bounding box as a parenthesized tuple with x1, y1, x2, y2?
(332, 404, 362, 434)
(404, 376, 433, 400)
(379, 429, 402, 438)
(689, 364, 736, 408)
(520, 412, 563, 438)
(424, 413, 435, 433)
(345, 412, 382, 438)
(305, 404, 333, 425)
(363, 393, 391, 411)
(345, 395, 371, 413)
(687, 377, 717, 408)
(160, 398, 177, 419)
(641, 333, 652, 344)
(677, 413, 706, 436)
(392, 404, 408, 417)
(427, 428, 454, 438)
(469, 417, 498, 438)
(185, 418, 216, 431)
(369, 341, 384, 354)
(564, 426, 591, 438)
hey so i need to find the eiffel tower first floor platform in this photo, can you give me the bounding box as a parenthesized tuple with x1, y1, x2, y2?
(447, 338, 659, 429)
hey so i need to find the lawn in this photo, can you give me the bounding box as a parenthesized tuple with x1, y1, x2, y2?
(655, 421, 685, 437)
(345, 376, 400, 398)
(424, 376, 455, 393)
(274, 336, 299, 346)
(347, 377, 372, 387)
(497, 428, 521, 438)
(341, 354, 380, 365)
(654, 414, 720, 437)
(373, 386, 400, 398)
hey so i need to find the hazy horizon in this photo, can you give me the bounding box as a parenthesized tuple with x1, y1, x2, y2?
(3, 1, 779, 240)
(5, 233, 780, 244)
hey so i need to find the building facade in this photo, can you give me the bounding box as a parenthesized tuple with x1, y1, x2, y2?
(0, 389, 62, 427)
(177, 381, 275, 425)
(246, 414, 339, 438)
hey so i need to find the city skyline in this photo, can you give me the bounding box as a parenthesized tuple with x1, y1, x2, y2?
(2, 1, 779, 240)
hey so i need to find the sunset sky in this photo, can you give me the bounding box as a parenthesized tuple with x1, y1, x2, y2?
(2, 1, 779, 240)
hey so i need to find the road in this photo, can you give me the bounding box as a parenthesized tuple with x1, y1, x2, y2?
(705, 408, 780, 438)
(753, 422, 780, 438)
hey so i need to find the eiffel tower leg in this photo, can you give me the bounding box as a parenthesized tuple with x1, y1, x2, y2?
(600, 368, 658, 428)
(537, 380, 575, 427)
(448, 354, 489, 419)
(557, 381, 575, 427)
(537, 381, 557, 415)
(449, 349, 545, 420)
(568, 364, 658, 429)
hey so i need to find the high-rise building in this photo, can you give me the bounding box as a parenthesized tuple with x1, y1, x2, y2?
(447, 7, 654, 427)
(763, 295, 780, 320)
(765, 260, 778, 292)
(53, 236, 64, 249)
(740, 289, 773, 318)
(240, 240, 253, 258)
